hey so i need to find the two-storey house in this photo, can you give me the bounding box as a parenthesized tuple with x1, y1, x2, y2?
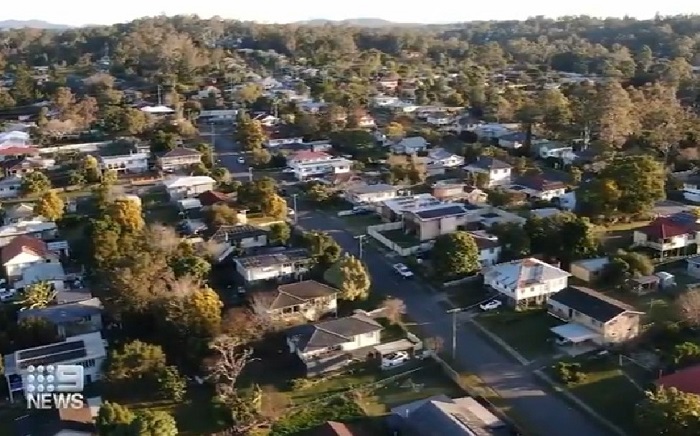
(0, 220, 59, 248)
(287, 312, 383, 375)
(235, 248, 313, 284)
(509, 176, 567, 202)
(4, 331, 107, 402)
(632, 217, 700, 257)
(548, 286, 643, 346)
(464, 157, 512, 187)
(483, 258, 571, 306)
(537, 141, 574, 160)
(265, 134, 304, 148)
(292, 157, 352, 181)
(99, 152, 149, 173)
(163, 176, 216, 201)
(468, 231, 502, 266)
(208, 224, 268, 262)
(286, 150, 333, 168)
(344, 184, 400, 205)
(157, 147, 202, 172)
(257, 280, 338, 322)
(391, 136, 429, 154)
(1, 235, 60, 280)
(404, 204, 471, 242)
(428, 148, 465, 168)
(18, 297, 103, 338)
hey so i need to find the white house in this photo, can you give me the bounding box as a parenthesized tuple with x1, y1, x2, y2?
(1, 235, 60, 280)
(15, 261, 67, 292)
(291, 157, 352, 181)
(4, 331, 107, 402)
(426, 114, 454, 126)
(163, 176, 216, 201)
(99, 152, 149, 173)
(266, 135, 304, 148)
(286, 150, 333, 167)
(391, 136, 429, 154)
(497, 132, 529, 150)
(344, 184, 400, 205)
(464, 157, 512, 187)
(428, 148, 464, 168)
(18, 297, 103, 338)
(371, 96, 400, 107)
(483, 257, 571, 306)
(235, 248, 313, 284)
(0, 176, 22, 199)
(261, 280, 338, 321)
(537, 141, 574, 160)
(632, 217, 700, 257)
(357, 115, 376, 128)
(509, 177, 567, 201)
(0, 220, 58, 247)
(287, 312, 382, 373)
(471, 124, 513, 140)
(3, 203, 35, 225)
(467, 231, 502, 266)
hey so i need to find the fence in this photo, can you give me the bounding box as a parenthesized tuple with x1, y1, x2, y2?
(367, 222, 431, 257)
(442, 274, 482, 288)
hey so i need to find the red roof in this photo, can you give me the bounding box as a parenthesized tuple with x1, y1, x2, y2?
(657, 364, 700, 395)
(0, 146, 39, 156)
(638, 217, 694, 239)
(289, 151, 331, 162)
(197, 190, 231, 207)
(1, 235, 50, 264)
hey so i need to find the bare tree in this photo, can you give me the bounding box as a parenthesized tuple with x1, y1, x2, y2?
(424, 336, 444, 354)
(677, 288, 700, 328)
(147, 224, 181, 255)
(381, 297, 406, 325)
(206, 335, 253, 396)
(249, 292, 280, 331)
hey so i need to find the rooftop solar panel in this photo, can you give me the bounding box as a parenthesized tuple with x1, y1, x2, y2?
(20, 348, 87, 369)
(17, 340, 84, 362)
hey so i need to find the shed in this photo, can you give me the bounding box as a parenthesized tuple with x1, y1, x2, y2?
(569, 257, 609, 283)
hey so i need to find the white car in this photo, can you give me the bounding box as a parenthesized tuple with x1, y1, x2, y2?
(282, 168, 295, 174)
(381, 351, 410, 368)
(393, 263, 414, 279)
(237, 157, 245, 164)
(479, 300, 502, 311)
(0, 288, 17, 302)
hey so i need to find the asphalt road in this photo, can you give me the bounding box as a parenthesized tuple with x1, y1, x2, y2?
(293, 208, 612, 436)
(205, 126, 612, 436)
(199, 123, 252, 180)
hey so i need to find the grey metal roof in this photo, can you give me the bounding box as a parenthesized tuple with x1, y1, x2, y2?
(209, 224, 267, 242)
(396, 395, 506, 436)
(269, 280, 338, 310)
(237, 248, 310, 269)
(347, 183, 397, 195)
(287, 313, 382, 353)
(414, 205, 467, 220)
(549, 286, 635, 323)
(469, 157, 511, 171)
(18, 297, 102, 325)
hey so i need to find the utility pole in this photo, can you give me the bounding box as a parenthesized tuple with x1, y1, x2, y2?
(157, 85, 162, 106)
(292, 193, 298, 224)
(446, 307, 467, 360)
(355, 234, 367, 259)
(248, 167, 253, 182)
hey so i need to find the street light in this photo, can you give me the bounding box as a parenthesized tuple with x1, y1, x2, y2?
(355, 234, 367, 259)
(292, 193, 298, 224)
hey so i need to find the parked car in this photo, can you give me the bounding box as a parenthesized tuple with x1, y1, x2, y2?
(393, 263, 414, 279)
(237, 157, 245, 164)
(479, 300, 502, 311)
(0, 288, 17, 302)
(381, 351, 410, 368)
(282, 168, 295, 174)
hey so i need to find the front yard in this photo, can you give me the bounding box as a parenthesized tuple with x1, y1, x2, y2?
(338, 213, 384, 235)
(445, 281, 493, 309)
(379, 228, 421, 248)
(477, 309, 563, 361)
(545, 355, 646, 435)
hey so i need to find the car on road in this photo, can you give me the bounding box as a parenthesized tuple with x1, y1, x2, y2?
(381, 351, 410, 368)
(237, 157, 245, 164)
(479, 300, 502, 311)
(393, 263, 414, 278)
(282, 168, 295, 173)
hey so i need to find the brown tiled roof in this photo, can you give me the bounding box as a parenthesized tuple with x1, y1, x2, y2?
(1, 235, 50, 264)
(657, 364, 700, 395)
(268, 280, 339, 310)
(638, 218, 695, 239)
(197, 190, 231, 206)
(0, 146, 38, 156)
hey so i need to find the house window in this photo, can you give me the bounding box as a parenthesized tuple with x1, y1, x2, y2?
(364, 332, 375, 338)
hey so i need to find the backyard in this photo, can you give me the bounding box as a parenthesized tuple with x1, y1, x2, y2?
(477, 309, 563, 361)
(545, 355, 646, 435)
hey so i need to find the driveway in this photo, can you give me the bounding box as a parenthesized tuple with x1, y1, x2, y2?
(294, 208, 612, 436)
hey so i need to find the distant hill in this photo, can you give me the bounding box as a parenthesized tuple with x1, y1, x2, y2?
(295, 18, 423, 28)
(0, 20, 72, 30)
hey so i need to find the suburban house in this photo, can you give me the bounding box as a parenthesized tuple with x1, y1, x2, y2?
(157, 147, 202, 171)
(548, 286, 643, 346)
(4, 331, 107, 402)
(291, 157, 352, 181)
(656, 364, 700, 397)
(14, 261, 67, 292)
(431, 182, 488, 204)
(471, 124, 513, 140)
(197, 190, 236, 208)
(286, 150, 333, 167)
(163, 176, 216, 201)
(3, 203, 35, 225)
(464, 157, 512, 187)
(287, 312, 383, 375)
(391, 394, 506, 436)
(1, 156, 54, 177)
(391, 136, 429, 154)
(537, 141, 574, 160)
(99, 152, 149, 173)
(404, 203, 471, 242)
(0, 220, 59, 247)
(257, 280, 338, 321)
(508, 177, 567, 201)
(468, 231, 502, 266)
(0, 175, 22, 198)
(371, 95, 400, 107)
(426, 113, 454, 126)
(1, 235, 60, 280)
(356, 114, 376, 128)
(208, 225, 268, 261)
(497, 131, 528, 150)
(18, 297, 103, 338)
(632, 217, 700, 257)
(428, 148, 465, 168)
(266, 134, 304, 148)
(235, 248, 312, 284)
(344, 184, 400, 205)
(569, 257, 610, 283)
(483, 258, 571, 306)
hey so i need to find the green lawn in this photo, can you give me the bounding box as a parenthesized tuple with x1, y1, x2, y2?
(546, 357, 645, 435)
(445, 281, 492, 309)
(338, 214, 384, 235)
(477, 309, 563, 360)
(379, 229, 420, 248)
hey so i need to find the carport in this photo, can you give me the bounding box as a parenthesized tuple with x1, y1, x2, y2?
(551, 323, 600, 345)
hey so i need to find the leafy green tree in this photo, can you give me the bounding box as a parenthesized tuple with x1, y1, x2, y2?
(105, 340, 167, 392)
(236, 115, 266, 151)
(210, 166, 231, 183)
(206, 203, 239, 227)
(80, 155, 102, 183)
(157, 366, 187, 402)
(68, 170, 86, 187)
(102, 169, 118, 185)
(194, 143, 214, 168)
(385, 122, 405, 139)
(268, 223, 291, 246)
(20, 171, 52, 196)
(251, 148, 272, 166)
(324, 253, 371, 301)
(11, 65, 36, 105)
(108, 199, 145, 233)
(601, 250, 654, 287)
(671, 342, 700, 368)
(34, 190, 65, 221)
(19, 282, 57, 310)
(97, 402, 136, 435)
(129, 410, 178, 436)
(431, 232, 480, 278)
(306, 182, 331, 203)
(169, 243, 211, 280)
(261, 193, 288, 220)
(303, 231, 341, 268)
(635, 387, 700, 436)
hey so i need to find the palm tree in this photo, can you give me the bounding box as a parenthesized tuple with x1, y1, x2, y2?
(19, 282, 57, 310)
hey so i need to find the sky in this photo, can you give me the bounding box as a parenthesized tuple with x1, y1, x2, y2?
(3, 1, 700, 26)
